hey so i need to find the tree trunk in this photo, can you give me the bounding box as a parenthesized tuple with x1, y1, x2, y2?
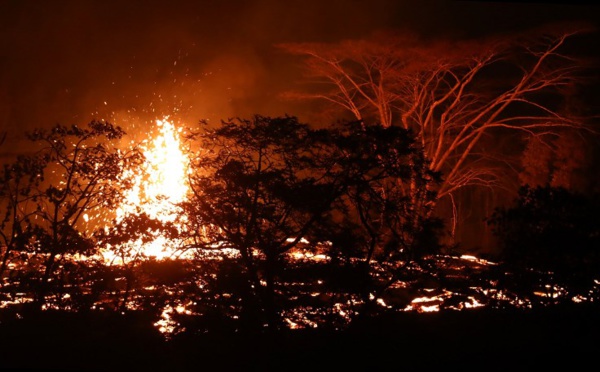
(263, 252, 279, 331)
(35, 252, 57, 310)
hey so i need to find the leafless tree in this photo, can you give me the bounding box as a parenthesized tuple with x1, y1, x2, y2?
(279, 24, 596, 237)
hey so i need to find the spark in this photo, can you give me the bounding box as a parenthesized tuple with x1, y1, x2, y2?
(104, 118, 191, 262)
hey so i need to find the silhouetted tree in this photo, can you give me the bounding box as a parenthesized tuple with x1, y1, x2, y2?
(488, 185, 600, 306)
(182, 115, 338, 330)
(312, 121, 445, 319)
(179, 116, 446, 329)
(94, 211, 176, 312)
(333, 122, 441, 259)
(0, 121, 142, 310)
(1, 155, 45, 285)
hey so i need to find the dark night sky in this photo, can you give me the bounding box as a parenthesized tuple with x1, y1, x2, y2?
(1, 0, 599, 158)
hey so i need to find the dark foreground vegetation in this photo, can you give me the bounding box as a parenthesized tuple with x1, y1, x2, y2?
(1, 304, 599, 371)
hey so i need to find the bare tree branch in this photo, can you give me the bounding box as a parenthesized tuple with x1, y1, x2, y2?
(279, 26, 595, 208)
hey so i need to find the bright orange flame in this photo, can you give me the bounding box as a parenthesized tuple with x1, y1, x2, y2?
(132, 118, 189, 210)
(105, 118, 190, 263)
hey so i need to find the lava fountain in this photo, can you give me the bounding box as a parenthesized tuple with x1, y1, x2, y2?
(104, 118, 191, 263)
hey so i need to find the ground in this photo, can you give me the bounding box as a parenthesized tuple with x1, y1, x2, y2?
(0, 304, 598, 371)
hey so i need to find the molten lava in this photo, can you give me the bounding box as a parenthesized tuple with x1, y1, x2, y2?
(106, 118, 190, 263)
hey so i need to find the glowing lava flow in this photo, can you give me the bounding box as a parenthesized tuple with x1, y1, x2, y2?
(106, 118, 190, 263)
